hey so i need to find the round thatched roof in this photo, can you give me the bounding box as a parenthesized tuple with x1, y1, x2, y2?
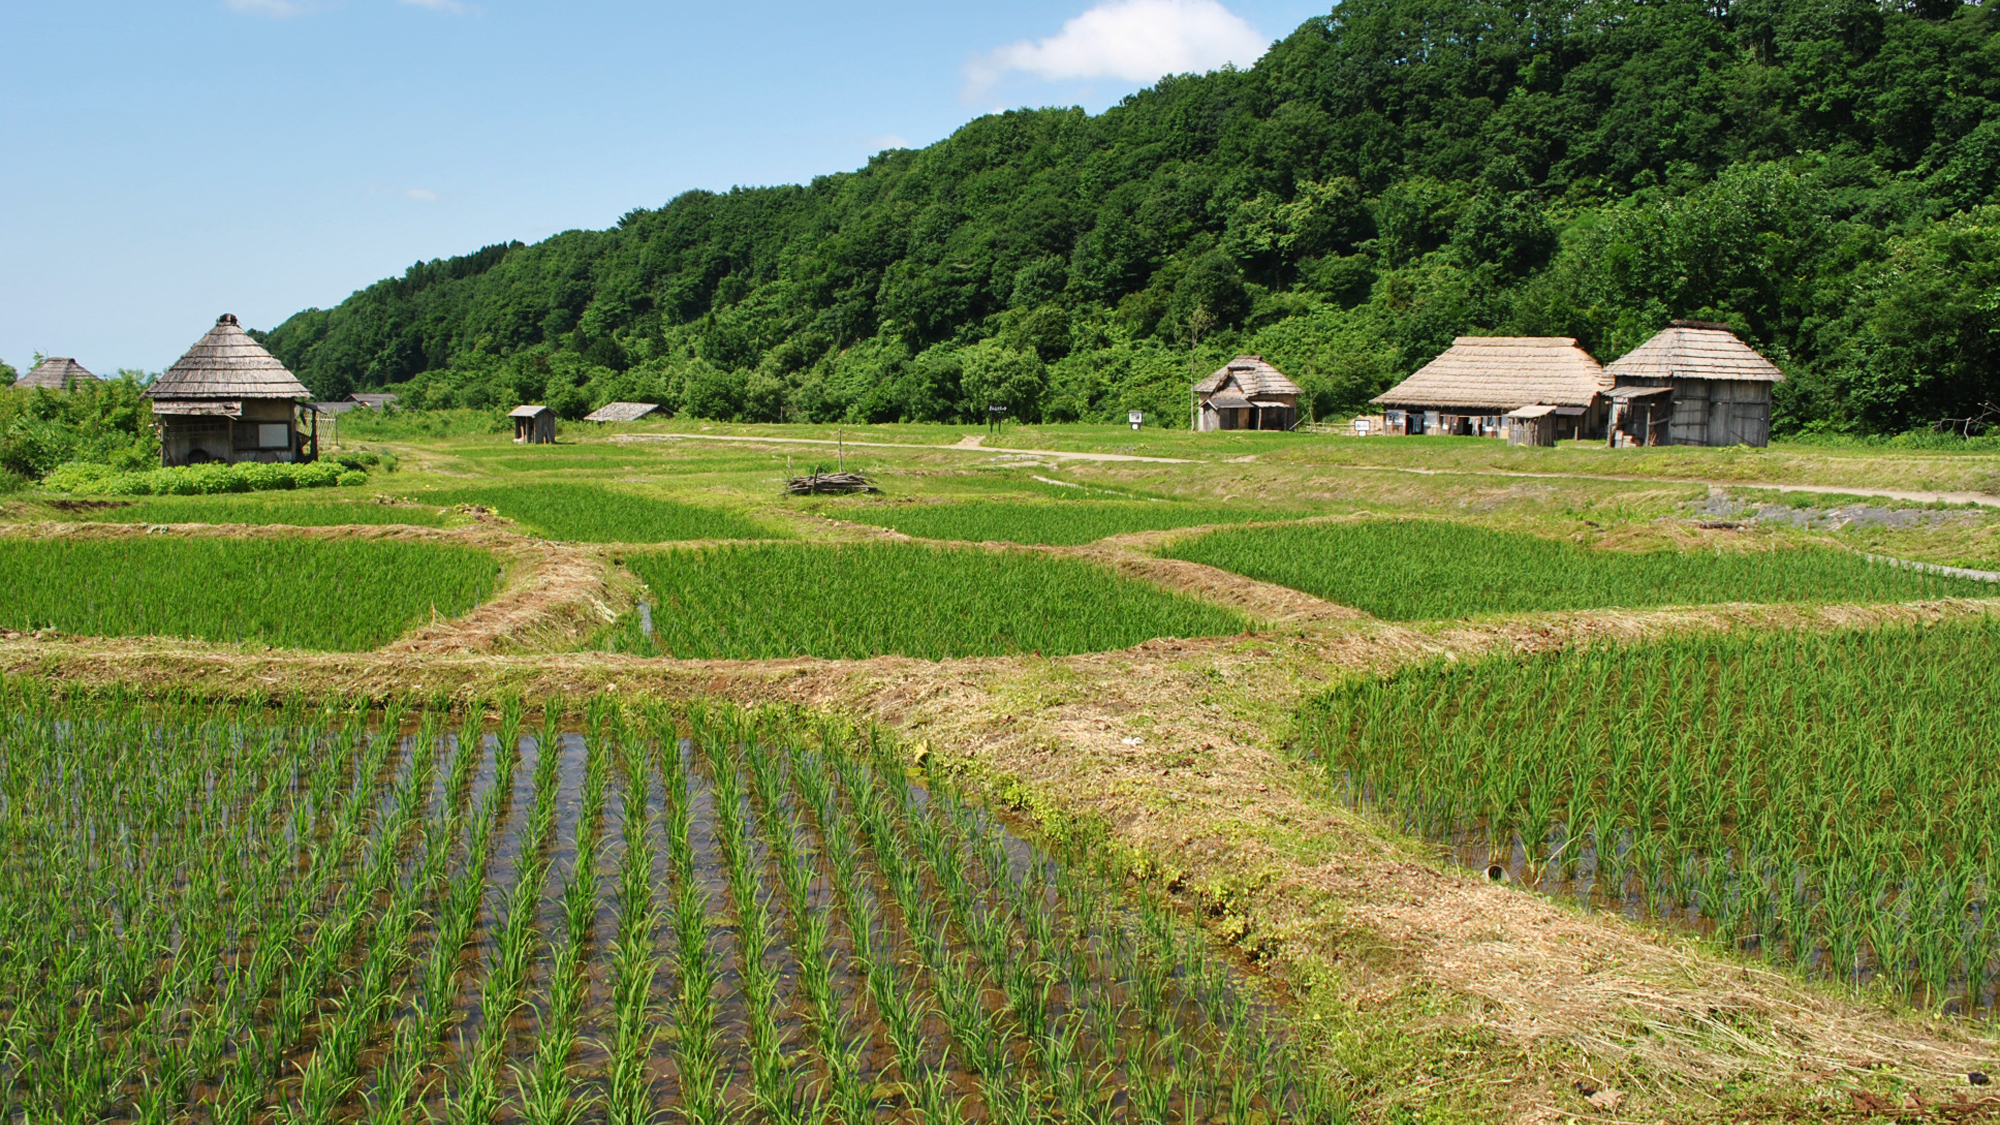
(145, 314, 310, 401)
(16, 357, 97, 390)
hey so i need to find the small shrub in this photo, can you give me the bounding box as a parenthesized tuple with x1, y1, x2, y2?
(337, 470, 368, 487)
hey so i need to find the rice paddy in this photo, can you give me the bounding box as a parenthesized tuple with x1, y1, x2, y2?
(1160, 520, 1997, 620)
(45, 494, 450, 528)
(618, 543, 1245, 659)
(0, 538, 497, 650)
(1298, 619, 2000, 1013)
(832, 501, 1315, 547)
(0, 690, 1342, 1122)
(398, 484, 778, 543)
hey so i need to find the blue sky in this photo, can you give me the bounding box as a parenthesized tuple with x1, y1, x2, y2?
(1, 0, 1327, 376)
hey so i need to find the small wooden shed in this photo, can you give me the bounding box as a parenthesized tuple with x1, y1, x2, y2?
(583, 401, 663, 423)
(1371, 337, 1610, 440)
(1504, 404, 1558, 446)
(1605, 321, 1784, 447)
(1192, 355, 1302, 431)
(510, 404, 556, 444)
(144, 314, 315, 466)
(16, 357, 98, 391)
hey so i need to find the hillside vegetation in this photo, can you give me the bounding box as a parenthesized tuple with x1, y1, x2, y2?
(260, 0, 2000, 435)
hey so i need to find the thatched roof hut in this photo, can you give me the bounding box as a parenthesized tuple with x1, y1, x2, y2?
(16, 357, 98, 391)
(584, 401, 663, 423)
(510, 404, 556, 444)
(1604, 321, 1784, 447)
(1372, 337, 1610, 438)
(144, 315, 316, 465)
(1193, 355, 1303, 431)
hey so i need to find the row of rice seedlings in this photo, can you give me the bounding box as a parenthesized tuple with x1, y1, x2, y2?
(447, 706, 567, 1122)
(512, 706, 610, 1125)
(1159, 519, 1997, 620)
(0, 537, 500, 651)
(1298, 619, 2000, 1013)
(621, 542, 1246, 660)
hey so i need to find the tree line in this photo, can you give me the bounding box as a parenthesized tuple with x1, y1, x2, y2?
(256, 0, 2000, 435)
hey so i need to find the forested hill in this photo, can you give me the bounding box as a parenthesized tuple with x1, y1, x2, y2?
(260, 0, 2000, 434)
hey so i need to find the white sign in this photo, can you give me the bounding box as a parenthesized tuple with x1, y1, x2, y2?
(1128, 409, 1144, 430)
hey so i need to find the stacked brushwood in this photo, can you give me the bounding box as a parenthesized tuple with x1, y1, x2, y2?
(783, 468, 876, 495)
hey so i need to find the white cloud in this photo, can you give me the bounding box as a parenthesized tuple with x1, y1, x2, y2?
(966, 0, 1268, 99)
(398, 0, 474, 13)
(404, 188, 440, 201)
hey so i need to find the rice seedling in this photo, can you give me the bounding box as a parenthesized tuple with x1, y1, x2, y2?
(618, 542, 1245, 659)
(0, 684, 1339, 1123)
(834, 499, 1316, 546)
(1298, 618, 2000, 1014)
(1162, 519, 1995, 619)
(398, 483, 778, 542)
(0, 537, 498, 650)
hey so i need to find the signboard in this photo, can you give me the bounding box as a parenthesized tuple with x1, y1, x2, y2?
(1128, 410, 1144, 430)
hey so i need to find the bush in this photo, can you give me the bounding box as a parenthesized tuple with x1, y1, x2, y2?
(42, 459, 353, 496)
(336, 470, 368, 487)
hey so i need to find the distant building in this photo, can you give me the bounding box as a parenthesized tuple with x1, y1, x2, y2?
(1372, 337, 1610, 440)
(510, 404, 556, 444)
(1192, 355, 1302, 431)
(310, 401, 361, 416)
(583, 401, 664, 423)
(1604, 321, 1784, 447)
(16, 357, 97, 391)
(347, 392, 399, 410)
(144, 314, 316, 466)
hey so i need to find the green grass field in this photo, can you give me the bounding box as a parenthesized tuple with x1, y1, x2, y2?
(618, 543, 1243, 659)
(43, 494, 450, 527)
(399, 483, 778, 542)
(1300, 620, 2000, 1013)
(1161, 520, 1996, 619)
(832, 499, 1316, 546)
(0, 538, 497, 650)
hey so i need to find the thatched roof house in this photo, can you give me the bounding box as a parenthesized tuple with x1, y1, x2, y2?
(1193, 355, 1303, 431)
(144, 314, 316, 466)
(1372, 337, 1610, 439)
(16, 357, 98, 391)
(584, 401, 663, 423)
(510, 404, 556, 444)
(1604, 320, 1783, 447)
